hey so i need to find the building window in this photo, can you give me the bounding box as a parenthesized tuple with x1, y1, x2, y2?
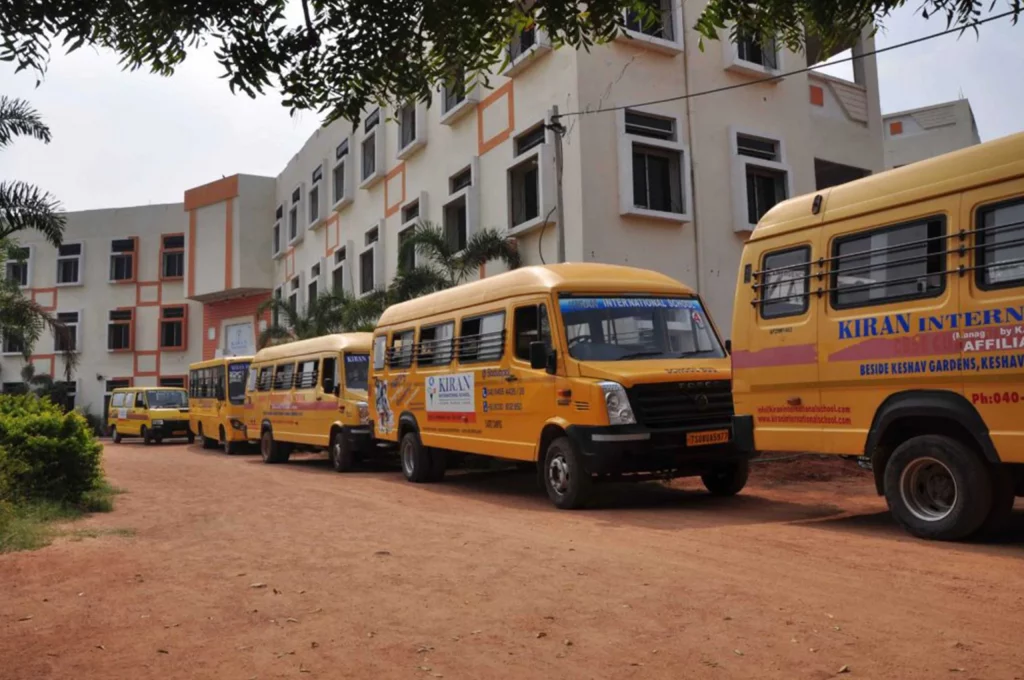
(618, 110, 689, 220)
(288, 277, 300, 312)
(161, 234, 185, 279)
(760, 247, 810, 319)
(159, 377, 186, 388)
(398, 199, 420, 272)
(109, 238, 136, 282)
(624, 0, 674, 41)
(509, 26, 537, 61)
(360, 247, 375, 294)
(975, 197, 1024, 289)
(443, 72, 466, 114)
(504, 25, 552, 76)
(333, 139, 350, 207)
(56, 243, 82, 285)
(509, 156, 540, 227)
(308, 263, 319, 304)
(733, 131, 790, 231)
(736, 31, 779, 70)
(831, 217, 947, 309)
(450, 167, 472, 194)
(332, 247, 346, 293)
(272, 286, 283, 326)
(309, 165, 323, 226)
(2, 333, 25, 355)
(273, 204, 283, 256)
(288, 187, 301, 243)
(108, 309, 134, 351)
(159, 306, 187, 350)
(54, 311, 79, 352)
(399, 103, 416, 150)
(444, 197, 468, 253)
(362, 108, 380, 184)
(2, 382, 28, 394)
(4, 246, 30, 287)
(440, 70, 478, 125)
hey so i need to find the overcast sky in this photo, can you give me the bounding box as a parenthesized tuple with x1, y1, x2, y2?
(1, 7, 1021, 212)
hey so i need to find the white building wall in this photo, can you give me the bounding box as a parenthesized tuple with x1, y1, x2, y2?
(883, 99, 981, 169)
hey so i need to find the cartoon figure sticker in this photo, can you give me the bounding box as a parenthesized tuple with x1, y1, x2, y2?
(374, 377, 394, 435)
(692, 310, 705, 329)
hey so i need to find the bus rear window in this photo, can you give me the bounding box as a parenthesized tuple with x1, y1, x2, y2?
(345, 353, 369, 390)
(228, 362, 249, 405)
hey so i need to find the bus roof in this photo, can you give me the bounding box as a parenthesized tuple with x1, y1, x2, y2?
(751, 130, 1024, 242)
(111, 386, 186, 393)
(376, 263, 696, 328)
(189, 356, 253, 371)
(252, 333, 373, 363)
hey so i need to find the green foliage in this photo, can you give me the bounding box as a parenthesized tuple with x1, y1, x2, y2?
(0, 499, 76, 552)
(695, 0, 1021, 55)
(0, 394, 104, 506)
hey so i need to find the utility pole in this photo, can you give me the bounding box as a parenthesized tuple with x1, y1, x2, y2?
(547, 105, 566, 263)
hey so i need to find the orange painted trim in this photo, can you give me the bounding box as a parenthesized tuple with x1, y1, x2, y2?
(183, 174, 240, 212)
(136, 281, 162, 307)
(187, 211, 197, 297)
(477, 81, 516, 156)
(889, 120, 904, 135)
(133, 350, 161, 378)
(809, 84, 824, 107)
(224, 197, 235, 290)
(158, 304, 189, 352)
(29, 354, 56, 377)
(159, 232, 185, 281)
(30, 287, 58, 312)
(384, 163, 407, 218)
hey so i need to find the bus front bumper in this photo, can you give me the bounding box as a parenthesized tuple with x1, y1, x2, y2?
(565, 419, 754, 478)
(150, 420, 192, 438)
(345, 426, 373, 452)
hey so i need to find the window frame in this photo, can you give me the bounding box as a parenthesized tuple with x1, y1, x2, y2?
(439, 71, 480, 125)
(109, 237, 138, 283)
(730, 127, 792, 233)
(457, 311, 507, 364)
(272, 204, 284, 258)
(287, 185, 305, 246)
(159, 305, 188, 351)
(396, 101, 428, 159)
(615, 0, 683, 55)
(373, 335, 387, 371)
(828, 215, 949, 311)
(359, 108, 385, 188)
(54, 310, 80, 353)
(416, 321, 455, 367)
(273, 362, 296, 391)
(617, 108, 692, 223)
(759, 246, 812, 320)
(4, 245, 31, 288)
(107, 308, 135, 352)
(331, 247, 347, 294)
(332, 138, 354, 210)
(308, 164, 324, 228)
(512, 303, 552, 363)
(725, 28, 783, 77)
(974, 196, 1024, 291)
(387, 329, 416, 370)
(160, 233, 185, 280)
(56, 241, 83, 287)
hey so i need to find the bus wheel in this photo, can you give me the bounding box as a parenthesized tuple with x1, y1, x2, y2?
(542, 437, 591, 509)
(198, 424, 216, 450)
(111, 427, 122, 444)
(187, 430, 195, 445)
(428, 448, 447, 482)
(260, 429, 289, 464)
(331, 430, 355, 473)
(220, 427, 237, 455)
(884, 435, 992, 541)
(400, 430, 433, 483)
(141, 426, 153, 446)
(701, 460, 750, 497)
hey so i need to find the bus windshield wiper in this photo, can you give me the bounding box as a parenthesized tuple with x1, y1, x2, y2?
(617, 350, 667, 360)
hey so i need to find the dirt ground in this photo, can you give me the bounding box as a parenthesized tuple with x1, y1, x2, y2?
(2, 444, 1023, 680)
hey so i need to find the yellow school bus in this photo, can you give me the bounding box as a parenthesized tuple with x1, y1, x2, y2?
(188, 356, 253, 454)
(371, 263, 750, 509)
(246, 334, 373, 468)
(732, 131, 1024, 540)
(107, 386, 193, 445)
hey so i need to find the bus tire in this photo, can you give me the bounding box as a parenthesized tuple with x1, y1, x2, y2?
(187, 430, 195, 445)
(542, 436, 592, 509)
(400, 430, 433, 483)
(260, 429, 289, 464)
(198, 424, 216, 450)
(884, 435, 993, 541)
(701, 460, 750, 497)
(331, 429, 355, 473)
(428, 448, 447, 482)
(111, 427, 122, 444)
(141, 426, 153, 446)
(220, 427, 239, 455)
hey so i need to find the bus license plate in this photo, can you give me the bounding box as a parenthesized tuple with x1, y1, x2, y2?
(686, 430, 730, 447)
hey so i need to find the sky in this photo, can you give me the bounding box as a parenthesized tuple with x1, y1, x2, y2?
(1, 6, 1021, 212)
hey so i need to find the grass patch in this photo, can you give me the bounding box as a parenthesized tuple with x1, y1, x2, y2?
(0, 482, 125, 554)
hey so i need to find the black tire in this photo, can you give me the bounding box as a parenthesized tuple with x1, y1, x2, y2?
(111, 427, 122, 444)
(982, 471, 1016, 535)
(198, 424, 216, 450)
(701, 460, 750, 496)
(427, 448, 447, 482)
(141, 426, 153, 446)
(154, 436, 163, 445)
(330, 429, 355, 473)
(260, 429, 289, 464)
(542, 436, 592, 509)
(187, 431, 196, 445)
(220, 427, 239, 455)
(884, 435, 993, 541)
(400, 430, 434, 483)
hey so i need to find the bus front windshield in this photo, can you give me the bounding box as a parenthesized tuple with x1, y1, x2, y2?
(559, 296, 725, 361)
(345, 353, 369, 390)
(227, 362, 250, 405)
(148, 390, 189, 408)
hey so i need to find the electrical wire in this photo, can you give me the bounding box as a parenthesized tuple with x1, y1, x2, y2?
(554, 10, 1018, 119)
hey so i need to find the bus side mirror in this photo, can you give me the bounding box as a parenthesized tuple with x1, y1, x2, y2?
(725, 339, 732, 355)
(529, 341, 548, 371)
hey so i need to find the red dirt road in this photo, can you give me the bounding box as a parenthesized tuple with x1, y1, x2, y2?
(2, 444, 1023, 680)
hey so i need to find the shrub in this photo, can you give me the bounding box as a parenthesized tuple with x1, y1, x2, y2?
(0, 394, 104, 505)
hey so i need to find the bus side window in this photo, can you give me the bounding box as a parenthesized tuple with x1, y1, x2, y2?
(273, 363, 295, 391)
(247, 365, 258, 392)
(321, 357, 338, 395)
(760, 246, 811, 319)
(111, 393, 124, 408)
(513, 304, 551, 361)
(458, 312, 506, 363)
(373, 335, 386, 371)
(135, 392, 147, 408)
(257, 366, 274, 392)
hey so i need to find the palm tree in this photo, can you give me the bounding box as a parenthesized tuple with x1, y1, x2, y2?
(20, 362, 72, 410)
(397, 221, 521, 297)
(0, 96, 75, 383)
(256, 290, 383, 349)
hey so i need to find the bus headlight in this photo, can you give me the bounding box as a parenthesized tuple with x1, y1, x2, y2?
(356, 401, 370, 424)
(599, 382, 636, 426)
(229, 419, 246, 431)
